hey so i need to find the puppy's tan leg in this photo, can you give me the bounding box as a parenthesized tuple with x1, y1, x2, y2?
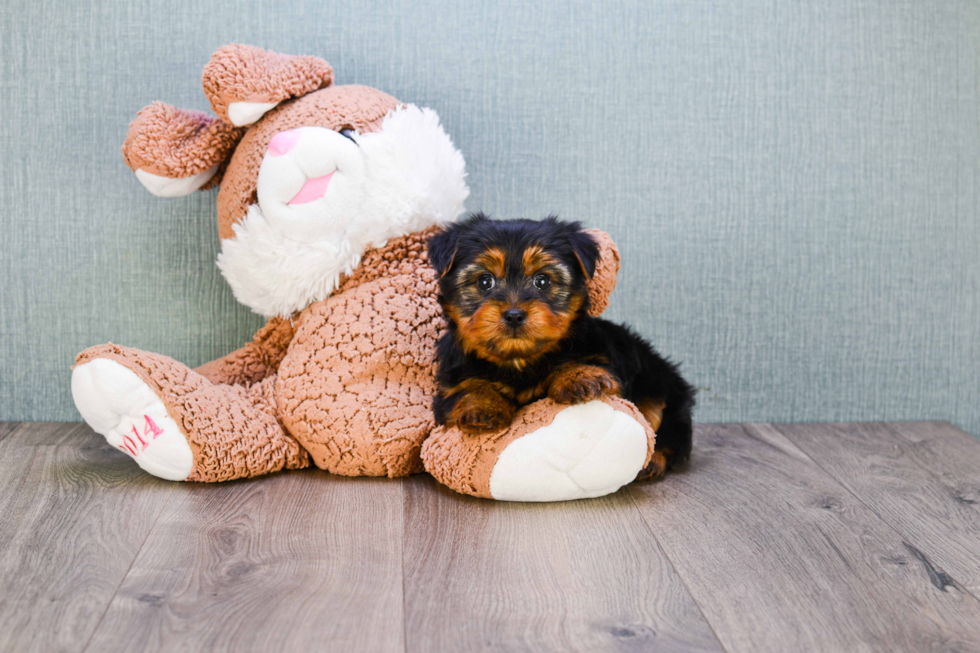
(635, 398, 669, 481)
(547, 363, 620, 405)
(445, 379, 516, 435)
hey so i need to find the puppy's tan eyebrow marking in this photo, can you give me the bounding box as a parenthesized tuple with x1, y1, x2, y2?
(522, 245, 573, 284)
(475, 247, 506, 277)
(522, 245, 559, 276)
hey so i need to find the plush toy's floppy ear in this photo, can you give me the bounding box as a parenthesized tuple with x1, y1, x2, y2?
(202, 44, 334, 127)
(426, 227, 460, 277)
(121, 102, 243, 197)
(581, 229, 621, 317)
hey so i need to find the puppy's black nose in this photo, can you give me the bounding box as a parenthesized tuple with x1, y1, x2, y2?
(502, 308, 527, 327)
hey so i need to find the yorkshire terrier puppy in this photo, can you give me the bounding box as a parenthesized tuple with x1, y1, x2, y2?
(428, 213, 695, 479)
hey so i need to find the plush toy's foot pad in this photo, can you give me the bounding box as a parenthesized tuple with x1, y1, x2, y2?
(422, 396, 655, 502)
(72, 344, 309, 483)
(72, 358, 193, 481)
(489, 401, 648, 501)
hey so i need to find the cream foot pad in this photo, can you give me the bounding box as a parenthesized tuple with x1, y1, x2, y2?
(71, 358, 194, 481)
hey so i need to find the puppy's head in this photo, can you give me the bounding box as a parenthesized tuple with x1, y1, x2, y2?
(428, 213, 599, 367)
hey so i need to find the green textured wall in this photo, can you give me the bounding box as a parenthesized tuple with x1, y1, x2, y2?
(1, 0, 977, 434)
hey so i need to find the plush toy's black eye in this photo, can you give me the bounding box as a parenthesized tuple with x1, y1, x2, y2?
(533, 273, 551, 290)
(477, 274, 496, 292)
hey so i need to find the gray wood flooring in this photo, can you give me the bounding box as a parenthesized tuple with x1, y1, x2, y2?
(1, 421, 978, 653)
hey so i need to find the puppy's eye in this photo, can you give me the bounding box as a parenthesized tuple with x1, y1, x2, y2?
(533, 273, 551, 290)
(477, 274, 496, 292)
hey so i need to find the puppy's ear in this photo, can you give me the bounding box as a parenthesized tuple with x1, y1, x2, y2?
(569, 229, 600, 279)
(428, 212, 489, 276)
(427, 227, 460, 277)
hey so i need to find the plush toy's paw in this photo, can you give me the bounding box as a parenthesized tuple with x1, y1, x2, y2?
(547, 364, 620, 405)
(422, 397, 655, 502)
(71, 358, 193, 481)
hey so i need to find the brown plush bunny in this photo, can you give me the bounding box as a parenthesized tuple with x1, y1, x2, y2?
(71, 45, 655, 501)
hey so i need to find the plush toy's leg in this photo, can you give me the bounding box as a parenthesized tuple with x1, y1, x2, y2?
(193, 316, 295, 387)
(421, 396, 655, 502)
(71, 344, 309, 482)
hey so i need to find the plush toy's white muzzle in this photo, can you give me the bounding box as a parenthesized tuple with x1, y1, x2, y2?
(256, 126, 368, 243)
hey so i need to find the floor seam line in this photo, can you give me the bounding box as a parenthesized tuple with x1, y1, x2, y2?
(80, 481, 177, 653)
(624, 485, 731, 653)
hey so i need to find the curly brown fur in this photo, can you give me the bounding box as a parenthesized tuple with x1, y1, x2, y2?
(428, 213, 695, 474)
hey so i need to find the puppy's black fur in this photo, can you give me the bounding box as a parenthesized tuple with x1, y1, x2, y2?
(428, 213, 695, 477)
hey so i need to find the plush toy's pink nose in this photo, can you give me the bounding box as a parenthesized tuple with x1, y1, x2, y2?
(268, 130, 299, 157)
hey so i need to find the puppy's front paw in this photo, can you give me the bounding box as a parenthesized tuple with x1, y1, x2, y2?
(450, 394, 516, 435)
(547, 364, 620, 405)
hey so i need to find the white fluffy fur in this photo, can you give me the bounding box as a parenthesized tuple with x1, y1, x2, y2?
(217, 105, 469, 318)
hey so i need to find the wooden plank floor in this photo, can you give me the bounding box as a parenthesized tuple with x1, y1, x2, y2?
(1, 421, 978, 653)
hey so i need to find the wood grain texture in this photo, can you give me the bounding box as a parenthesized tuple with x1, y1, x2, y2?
(402, 474, 723, 653)
(774, 421, 980, 595)
(0, 423, 175, 653)
(85, 471, 406, 653)
(2, 421, 93, 447)
(629, 423, 980, 653)
(4, 421, 980, 653)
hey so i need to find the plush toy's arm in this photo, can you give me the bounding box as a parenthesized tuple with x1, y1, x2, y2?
(194, 316, 295, 386)
(583, 229, 621, 316)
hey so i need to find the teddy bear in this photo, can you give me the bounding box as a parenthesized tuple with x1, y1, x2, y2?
(70, 44, 659, 502)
